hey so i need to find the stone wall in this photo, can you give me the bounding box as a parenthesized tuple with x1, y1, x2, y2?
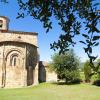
(46, 68, 57, 82)
(26, 44, 38, 86)
(0, 31, 37, 47)
(38, 61, 57, 83)
(0, 42, 38, 88)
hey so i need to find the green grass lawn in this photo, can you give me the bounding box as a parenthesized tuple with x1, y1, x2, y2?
(0, 83, 100, 100)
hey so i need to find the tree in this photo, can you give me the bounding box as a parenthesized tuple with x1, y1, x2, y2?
(92, 58, 100, 86)
(84, 61, 92, 82)
(97, 59, 100, 64)
(96, 58, 100, 79)
(49, 49, 80, 84)
(1, 0, 100, 76)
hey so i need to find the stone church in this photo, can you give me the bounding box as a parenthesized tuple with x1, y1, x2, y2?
(0, 16, 57, 88)
(0, 16, 39, 88)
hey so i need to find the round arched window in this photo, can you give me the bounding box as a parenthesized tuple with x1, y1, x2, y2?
(0, 20, 3, 28)
(10, 54, 20, 66)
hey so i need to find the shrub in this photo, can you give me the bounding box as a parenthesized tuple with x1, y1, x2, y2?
(49, 49, 81, 84)
(84, 61, 92, 82)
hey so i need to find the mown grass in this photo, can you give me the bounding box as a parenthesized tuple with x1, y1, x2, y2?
(0, 83, 100, 100)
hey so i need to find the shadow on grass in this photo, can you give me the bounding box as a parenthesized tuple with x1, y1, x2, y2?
(51, 81, 81, 85)
(92, 80, 100, 87)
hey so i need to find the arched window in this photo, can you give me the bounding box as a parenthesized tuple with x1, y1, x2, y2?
(13, 57, 17, 66)
(0, 20, 3, 28)
(10, 54, 19, 66)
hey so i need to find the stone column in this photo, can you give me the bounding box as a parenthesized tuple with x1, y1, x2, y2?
(33, 63, 39, 85)
(21, 57, 27, 87)
(1, 44, 6, 88)
(22, 45, 27, 87)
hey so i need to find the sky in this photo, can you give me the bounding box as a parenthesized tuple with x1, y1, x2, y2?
(0, 0, 100, 62)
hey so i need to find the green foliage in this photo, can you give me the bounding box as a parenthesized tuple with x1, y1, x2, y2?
(97, 59, 100, 77)
(84, 61, 92, 82)
(89, 58, 100, 79)
(93, 59, 100, 80)
(50, 49, 80, 84)
(92, 74, 100, 81)
(64, 70, 81, 84)
(97, 58, 100, 63)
